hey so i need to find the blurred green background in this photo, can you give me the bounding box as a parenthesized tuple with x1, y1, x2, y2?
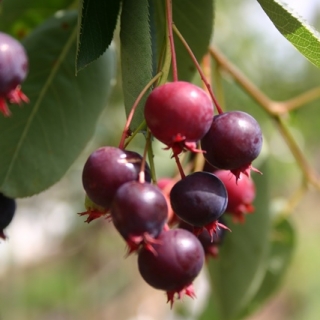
(1, 0, 320, 319)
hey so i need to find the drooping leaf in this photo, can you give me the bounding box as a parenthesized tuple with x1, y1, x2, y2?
(257, 0, 320, 69)
(120, 0, 153, 131)
(204, 162, 271, 320)
(0, 0, 74, 37)
(76, 0, 121, 72)
(238, 217, 296, 319)
(0, 10, 116, 198)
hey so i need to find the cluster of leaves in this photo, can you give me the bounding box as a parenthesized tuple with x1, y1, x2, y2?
(1, 0, 320, 319)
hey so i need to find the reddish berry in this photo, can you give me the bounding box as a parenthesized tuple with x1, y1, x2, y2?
(144, 81, 214, 155)
(214, 170, 256, 223)
(201, 111, 262, 179)
(0, 32, 29, 116)
(110, 181, 168, 254)
(138, 228, 205, 307)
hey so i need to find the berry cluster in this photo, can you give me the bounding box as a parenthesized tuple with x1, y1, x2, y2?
(0, 32, 29, 116)
(80, 80, 262, 306)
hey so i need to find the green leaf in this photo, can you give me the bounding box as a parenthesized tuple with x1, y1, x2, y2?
(0, 10, 116, 198)
(76, 0, 121, 72)
(120, 0, 153, 131)
(257, 0, 320, 69)
(238, 217, 296, 319)
(150, 0, 215, 82)
(205, 163, 271, 320)
(0, 0, 74, 37)
(173, 0, 214, 81)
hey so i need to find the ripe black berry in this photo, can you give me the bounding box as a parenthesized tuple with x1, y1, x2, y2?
(0, 193, 16, 240)
(138, 228, 205, 306)
(201, 111, 263, 178)
(82, 146, 151, 210)
(144, 81, 214, 155)
(110, 181, 168, 253)
(0, 32, 29, 116)
(170, 171, 228, 235)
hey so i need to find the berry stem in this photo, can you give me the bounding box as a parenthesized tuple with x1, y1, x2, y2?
(119, 72, 162, 149)
(166, 0, 178, 82)
(172, 24, 223, 114)
(174, 154, 185, 179)
(139, 130, 152, 184)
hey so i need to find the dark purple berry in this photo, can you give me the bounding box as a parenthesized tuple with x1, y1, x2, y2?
(138, 228, 205, 306)
(144, 81, 214, 155)
(82, 146, 151, 210)
(0, 193, 16, 240)
(110, 181, 168, 253)
(170, 171, 228, 234)
(201, 111, 263, 179)
(0, 32, 29, 116)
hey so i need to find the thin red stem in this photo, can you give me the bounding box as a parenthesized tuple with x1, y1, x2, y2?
(119, 72, 162, 149)
(166, 0, 178, 81)
(173, 24, 223, 114)
(174, 154, 186, 179)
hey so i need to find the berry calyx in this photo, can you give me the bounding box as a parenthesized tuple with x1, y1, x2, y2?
(201, 111, 263, 179)
(0, 193, 16, 240)
(0, 32, 29, 116)
(144, 81, 214, 155)
(138, 228, 205, 307)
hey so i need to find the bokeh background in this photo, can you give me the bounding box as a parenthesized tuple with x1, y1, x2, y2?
(1, 0, 320, 319)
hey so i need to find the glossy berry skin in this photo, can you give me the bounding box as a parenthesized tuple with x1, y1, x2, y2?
(82, 147, 151, 209)
(0, 193, 16, 239)
(214, 170, 256, 223)
(0, 32, 29, 116)
(138, 228, 205, 305)
(170, 171, 228, 228)
(111, 181, 168, 252)
(201, 111, 262, 177)
(144, 81, 214, 155)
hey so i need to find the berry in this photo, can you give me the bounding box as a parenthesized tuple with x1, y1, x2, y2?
(0, 193, 16, 240)
(0, 32, 29, 116)
(110, 181, 168, 253)
(201, 111, 263, 179)
(178, 219, 228, 258)
(144, 81, 214, 155)
(138, 228, 205, 306)
(170, 171, 228, 236)
(82, 147, 151, 211)
(214, 170, 256, 223)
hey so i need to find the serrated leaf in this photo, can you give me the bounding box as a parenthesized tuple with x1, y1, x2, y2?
(0, 0, 74, 37)
(0, 10, 116, 198)
(120, 0, 153, 131)
(76, 0, 121, 72)
(205, 163, 271, 320)
(257, 0, 320, 69)
(238, 217, 296, 319)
